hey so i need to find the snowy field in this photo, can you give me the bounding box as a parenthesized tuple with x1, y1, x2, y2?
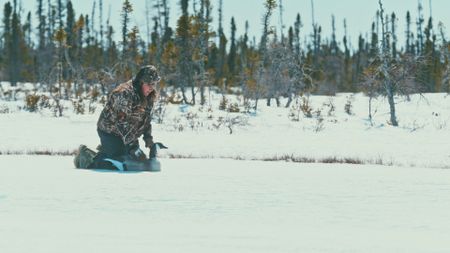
(1, 87, 450, 252)
(0, 90, 449, 167)
(1, 156, 450, 253)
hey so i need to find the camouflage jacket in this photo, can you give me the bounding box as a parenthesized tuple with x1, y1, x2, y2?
(97, 80, 153, 145)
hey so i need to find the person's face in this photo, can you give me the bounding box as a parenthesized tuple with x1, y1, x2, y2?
(141, 82, 156, 97)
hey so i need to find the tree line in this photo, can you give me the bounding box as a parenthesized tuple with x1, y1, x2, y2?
(1, 0, 449, 109)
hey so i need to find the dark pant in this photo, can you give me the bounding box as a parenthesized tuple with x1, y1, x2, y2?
(89, 129, 126, 169)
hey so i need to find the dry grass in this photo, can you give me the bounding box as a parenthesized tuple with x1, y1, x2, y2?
(165, 153, 395, 166)
(0, 150, 76, 156)
(0, 150, 406, 167)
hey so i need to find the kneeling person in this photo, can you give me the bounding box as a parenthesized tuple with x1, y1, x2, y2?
(77, 65, 160, 169)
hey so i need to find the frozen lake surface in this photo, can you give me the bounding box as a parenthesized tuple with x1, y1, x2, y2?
(1, 156, 450, 252)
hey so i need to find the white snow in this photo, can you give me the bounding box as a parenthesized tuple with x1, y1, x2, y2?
(1, 90, 450, 252)
(0, 92, 449, 167)
(1, 156, 450, 253)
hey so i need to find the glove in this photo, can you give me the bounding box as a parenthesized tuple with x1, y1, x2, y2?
(144, 137, 154, 149)
(127, 143, 147, 161)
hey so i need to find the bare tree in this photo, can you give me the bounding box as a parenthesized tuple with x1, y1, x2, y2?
(378, 0, 398, 126)
(361, 2, 423, 126)
(254, 0, 276, 110)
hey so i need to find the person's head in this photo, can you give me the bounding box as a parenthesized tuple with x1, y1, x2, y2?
(133, 65, 161, 101)
(140, 82, 156, 97)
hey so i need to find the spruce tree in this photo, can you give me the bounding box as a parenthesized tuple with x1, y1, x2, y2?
(416, 1, 425, 54)
(343, 19, 352, 91)
(293, 13, 302, 59)
(176, 0, 193, 103)
(370, 22, 378, 59)
(121, 0, 133, 60)
(227, 17, 237, 83)
(75, 15, 84, 64)
(161, 0, 173, 45)
(36, 0, 46, 49)
(391, 12, 397, 58)
(64, 0, 76, 84)
(2, 2, 12, 83)
(330, 15, 337, 55)
(57, 0, 65, 29)
(259, 0, 276, 107)
(99, 0, 104, 49)
(216, 0, 228, 89)
(195, 0, 212, 105)
(288, 26, 294, 49)
(10, 2, 21, 86)
(405, 11, 412, 54)
(47, 0, 56, 48)
(23, 12, 32, 47)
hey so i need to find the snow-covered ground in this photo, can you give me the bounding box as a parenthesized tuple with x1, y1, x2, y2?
(0, 91, 449, 167)
(1, 87, 450, 252)
(1, 156, 450, 253)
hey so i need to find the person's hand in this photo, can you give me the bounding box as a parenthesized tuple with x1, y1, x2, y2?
(145, 138, 154, 149)
(128, 145, 147, 161)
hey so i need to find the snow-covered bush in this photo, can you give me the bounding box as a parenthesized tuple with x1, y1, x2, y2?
(88, 100, 97, 114)
(344, 95, 354, 115)
(313, 109, 325, 132)
(25, 94, 41, 112)
(227, 102, 240, 113)
(323, 98, 336, 117)
(72, 98, 86, 114)
(219, 95, 228, 111)
(288, 97, 302, 121)
(288, 95, 314, 121)
(300, 96, 313, 118)
(164, 102, 249, 134)
(0, 104, 9, 114)
(24, 94, 51, 112)
(153, 99, 168, 124)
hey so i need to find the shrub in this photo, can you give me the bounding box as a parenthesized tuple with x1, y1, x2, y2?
(25, 94, 41, 112)
(24, 94, 51, 112)
(219, 95, 228, 111)
(344, 95, 354, 115)
(153, 98, 168, 124)
(168, 93, 183, 104)
(0, 104, 9, 114)
(90, 87, 100, 101)
(72, 98, 85, 114)
(36, 95, 51, 110)
(225, 115, 248, 134)
(288, 97, 301, 121)
(186, 112, 200, 130)
(314, 109, 325, 132)
(300, 96, 313, 118)
(228, 102, 240, 113)
(88, 100, 97, 114)
(323, 98, 336, 117)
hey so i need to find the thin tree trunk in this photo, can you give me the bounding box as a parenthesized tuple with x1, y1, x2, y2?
(386, 84, 398, 126)
(379, 0, 398, 127)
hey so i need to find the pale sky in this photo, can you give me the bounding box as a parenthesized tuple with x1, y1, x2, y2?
(21, 0, 450, 50)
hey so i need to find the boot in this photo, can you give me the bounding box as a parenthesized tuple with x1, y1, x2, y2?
(74, 145, 97, 168)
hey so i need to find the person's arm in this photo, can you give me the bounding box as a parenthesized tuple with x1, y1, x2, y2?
(142, 102, 154, 148)
(109, 90, 137, 145)
(143, 123, 153, 148)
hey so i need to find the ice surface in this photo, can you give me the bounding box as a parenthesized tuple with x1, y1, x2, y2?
(1, 156, 450, 252)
